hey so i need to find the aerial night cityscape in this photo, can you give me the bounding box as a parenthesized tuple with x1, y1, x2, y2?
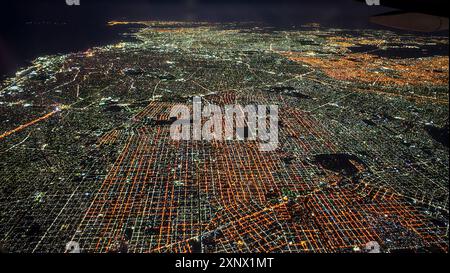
(0, 0, 448, 262)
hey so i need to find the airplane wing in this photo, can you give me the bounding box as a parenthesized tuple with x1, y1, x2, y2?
(357, 0, 448, 32)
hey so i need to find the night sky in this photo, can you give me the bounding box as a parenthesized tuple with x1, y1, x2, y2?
(2, 0, 393, 26)
(1, 1, 447, 30)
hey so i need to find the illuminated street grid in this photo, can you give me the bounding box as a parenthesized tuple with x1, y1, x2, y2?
(0, 22, 448, 253)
